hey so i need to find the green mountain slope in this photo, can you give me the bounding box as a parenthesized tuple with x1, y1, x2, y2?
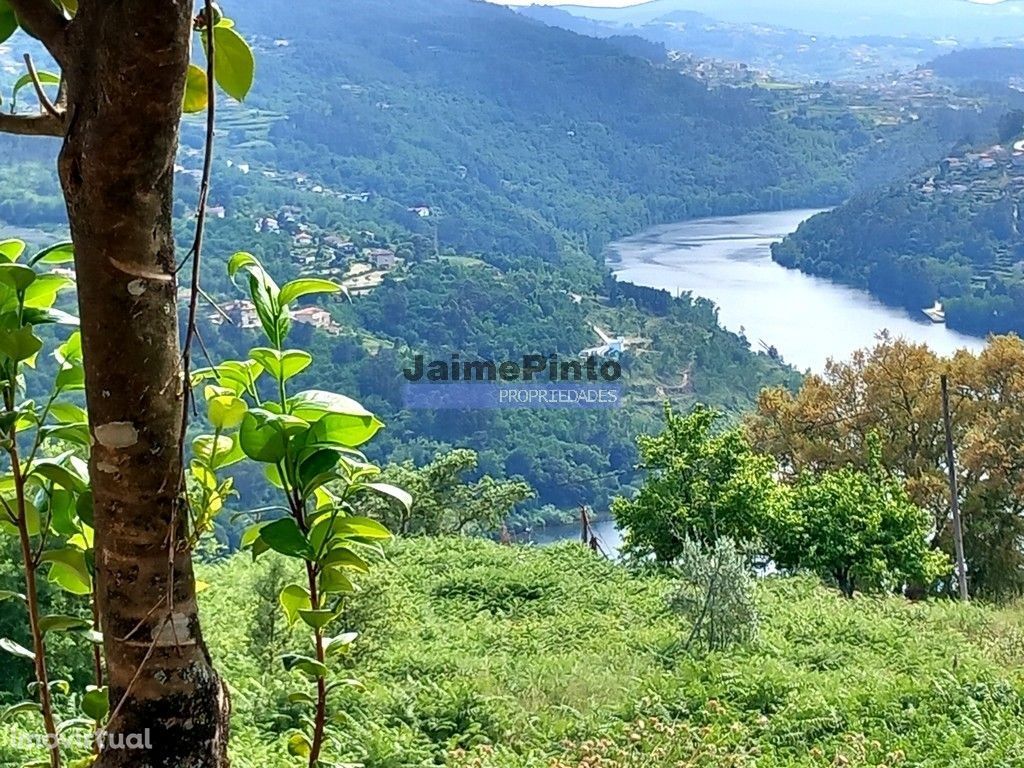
(229, 0, 949, 263)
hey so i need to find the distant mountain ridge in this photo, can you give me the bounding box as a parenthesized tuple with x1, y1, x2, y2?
(929, 47, 1024, 82)
(553, 0, 1024, 41)
(521, 3, 956, 80)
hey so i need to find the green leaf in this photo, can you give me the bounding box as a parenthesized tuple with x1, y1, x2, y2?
(208, 394, 247, 429)
(333, 516, 392, 541)
(0, 589, 26, 602)
(319, 566, 354, 595)
(320, 547, 370, 573)
(39, 615, 91, 634)
(29, 459, 87, 493)
(281, 653, 328, 678)
(194, 359, 263, 396)
(28, 241, 74, 266)
(0, 498, 39, 537)
(0, 701, 41, 723)
(361, 482, 412, 513)
(324, 632, 358, 656)
(0, 263, 36, 291)
(40, 548, 92, 595)
(227, 250, 260, 278)
(250, 347, 312, 383)
(76, 491, 93, 528)
(0, 1, 17, 46)
(183, 63, 209, 114)
(299, 449, 340, 493)
(81, 686, 109, 722)
(12, 69, 60, 110)
(48, 402, 87, 424)
(286, 391, 383, 448)
(211, 24, 255, 101)
(48, 562, 91, 595)
(280, 278, 341, 306)
(298, 608, 337, 631)
(260, 518, 313, 559)
(23, 275, 74, 310)
(0, 239, 25, 262)
(287, 733, 312, 758)
(240, 522, 266, 550)
(55, 362, 85, 391)
(0, 637, 35, 661)
(46, 489, 79, 536)
(278, 584, 311, 627)
(238, 410, 288, 464)
(288, 389, 374, 421)
(0, 326, 42, 363)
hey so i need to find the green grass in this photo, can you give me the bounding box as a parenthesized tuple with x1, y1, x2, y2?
(211, 539, 1024, 767)
(5, 538, 1024, 767)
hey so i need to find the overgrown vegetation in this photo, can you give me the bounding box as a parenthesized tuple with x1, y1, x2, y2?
(9, 538, 1024, 767)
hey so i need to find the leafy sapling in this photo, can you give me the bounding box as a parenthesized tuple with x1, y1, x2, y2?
(0, 238, 102, 768)
(190, 253, 409, 767)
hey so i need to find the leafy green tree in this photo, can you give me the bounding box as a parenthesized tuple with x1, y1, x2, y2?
(366, 449, 533, 536)
(612, 404, 781, 564)
(0, 238, 101, 768)
(768, 442, 946, 597)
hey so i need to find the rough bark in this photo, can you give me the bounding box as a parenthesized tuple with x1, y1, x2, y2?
(50, 2, 229, 765)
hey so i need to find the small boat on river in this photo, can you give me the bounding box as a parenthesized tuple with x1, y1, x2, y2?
(923, 302, 946, 324)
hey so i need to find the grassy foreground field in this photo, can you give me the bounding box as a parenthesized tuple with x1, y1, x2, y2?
(5, 538, 1024, 767)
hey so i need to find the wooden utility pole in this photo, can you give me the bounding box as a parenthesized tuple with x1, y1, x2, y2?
(941, 374, 969, 601)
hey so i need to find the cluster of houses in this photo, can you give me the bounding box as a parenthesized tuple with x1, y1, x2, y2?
(253, 207, 405, 299)
(919, 141, 1024, 199)
(209, 299, 339, 334)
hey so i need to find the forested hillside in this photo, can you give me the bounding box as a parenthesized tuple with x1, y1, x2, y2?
(223, 0, 961, 262)
(930, 48, 1024, 83)
(772, 142, 1024, 336)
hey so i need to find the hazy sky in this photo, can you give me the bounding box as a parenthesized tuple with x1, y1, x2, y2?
(489, 1, 649, 6)
(486, 0, 1012, 5)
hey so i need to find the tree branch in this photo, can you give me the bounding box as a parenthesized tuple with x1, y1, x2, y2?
(23, 54, 61, 119)
(0, 111, 63, 137)
(7, 0, 68, 63)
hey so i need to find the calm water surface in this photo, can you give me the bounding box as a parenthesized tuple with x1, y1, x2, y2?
(609, 209, 984, 372)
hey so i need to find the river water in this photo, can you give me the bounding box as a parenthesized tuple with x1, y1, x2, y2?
(608, 209, 985, 372)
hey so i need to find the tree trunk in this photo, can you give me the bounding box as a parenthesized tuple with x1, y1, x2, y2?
(56, 3, 229, 765)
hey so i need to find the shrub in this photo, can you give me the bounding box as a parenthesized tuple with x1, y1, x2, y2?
(768, 456, 948, 597)
(668, 537, 758, 654)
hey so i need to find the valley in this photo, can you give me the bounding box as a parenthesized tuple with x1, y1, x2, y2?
(5, 1, 1024, 767)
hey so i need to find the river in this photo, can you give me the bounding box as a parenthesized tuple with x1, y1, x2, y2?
(608, 209, 985, 372)
(529, 518, 623, 556)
